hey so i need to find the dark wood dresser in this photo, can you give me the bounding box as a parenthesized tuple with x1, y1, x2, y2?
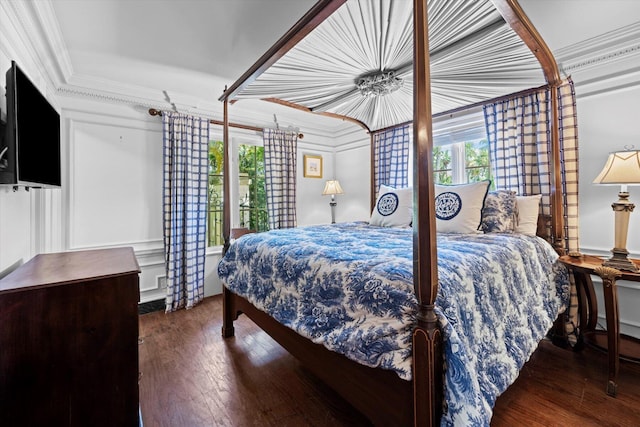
(0, 247, 141, 426)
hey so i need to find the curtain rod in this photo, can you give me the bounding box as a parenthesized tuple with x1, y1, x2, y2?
(148, 108, 304, 139)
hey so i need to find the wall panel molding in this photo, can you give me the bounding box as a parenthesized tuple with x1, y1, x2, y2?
(64, 108, 164, 253)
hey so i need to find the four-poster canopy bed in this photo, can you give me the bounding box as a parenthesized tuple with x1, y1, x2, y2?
(216, 0, 575, 425)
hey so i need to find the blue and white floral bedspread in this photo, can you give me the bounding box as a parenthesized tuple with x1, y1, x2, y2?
(217, 222, 569, 426)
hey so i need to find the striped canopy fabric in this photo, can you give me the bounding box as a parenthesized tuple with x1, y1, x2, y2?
(233, 0, 545, 131)
(162, 112, 209, 312)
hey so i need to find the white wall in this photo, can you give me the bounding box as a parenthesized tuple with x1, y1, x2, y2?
(58, 98, 167, 302)
(297, 141, 336, 226)
(0, 189, 32, 276)
(3, 0, 640, 334)
(573, 75, 640, 338)
(0, 18, 343, 301)
(0, 3, 62, 277)
(56, 96, 340, 303)
(334, 130, 371, 223)
(0, 0, 348, 302)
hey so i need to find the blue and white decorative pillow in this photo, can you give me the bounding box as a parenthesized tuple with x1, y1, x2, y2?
(370, 184, 413, 228)
(480, 190, 517, 233)
(435, 181, 490, 233)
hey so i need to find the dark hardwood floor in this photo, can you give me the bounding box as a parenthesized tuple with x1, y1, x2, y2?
(139, 295, 640, 426)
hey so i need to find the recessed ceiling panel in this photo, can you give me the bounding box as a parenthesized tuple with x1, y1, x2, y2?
(233, 0, 545, 131)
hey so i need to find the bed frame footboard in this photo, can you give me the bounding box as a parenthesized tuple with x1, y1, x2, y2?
(221, 288, 417, 426)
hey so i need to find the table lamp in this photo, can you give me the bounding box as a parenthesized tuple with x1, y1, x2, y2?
(593, 149, 640, 272)
(322, 180, 344, 224)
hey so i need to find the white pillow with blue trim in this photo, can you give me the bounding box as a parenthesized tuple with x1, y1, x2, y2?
(435, 181, 490, 233)
(370, 184, 413, 228)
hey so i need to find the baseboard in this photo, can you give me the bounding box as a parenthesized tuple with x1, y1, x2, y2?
(138, 299, 164, 315)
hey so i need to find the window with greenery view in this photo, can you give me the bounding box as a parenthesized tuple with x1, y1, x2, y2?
(237, 144, 268, 234)
(207, 141, 269, 247)
(433, 139, 492, 185)
(208, 140, 224, 246)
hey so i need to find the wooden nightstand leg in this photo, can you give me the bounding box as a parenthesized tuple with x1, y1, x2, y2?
(597, 268, 622, 397)
(573, 271, 598, 342)
(582, 274, 598, 331)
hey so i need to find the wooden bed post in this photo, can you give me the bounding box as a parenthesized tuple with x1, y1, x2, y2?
(549, 86, 565, 253)
(222, 94, 231, 256)
(222, 94, 235, 338)
(412, 0, 442, 425)
(370, 132, 375, 213)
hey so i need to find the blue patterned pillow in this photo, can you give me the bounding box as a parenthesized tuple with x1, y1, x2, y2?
(435, 181, 490, 233)
(480, 190, 517, 233)
(370, 184, 413, 228)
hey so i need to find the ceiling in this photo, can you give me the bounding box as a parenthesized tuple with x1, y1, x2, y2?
(47, 0, 640, 131)
(51, 0, 316, 83)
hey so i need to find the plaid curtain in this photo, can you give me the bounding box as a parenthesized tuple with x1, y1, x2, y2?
(483, 78, 580, 343)
(264, 129, 298, 229)
(373, 124, 410, 196)
(162, 112, 209, 312)
(483, 79, 579, 252)
(557, 79, 580, 254)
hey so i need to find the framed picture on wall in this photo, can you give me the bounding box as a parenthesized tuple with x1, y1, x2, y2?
(303, 154, 323, 178)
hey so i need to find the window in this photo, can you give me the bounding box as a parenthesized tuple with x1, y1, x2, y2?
(208, 140, 224, 246)
(433, 145, 453, 184)
(433, 139, 491, 185)
(431, 108, 491, 186)
(206, 140, 269, 247)
(464, 139, 491, 183)
(237, 144, 268, 233)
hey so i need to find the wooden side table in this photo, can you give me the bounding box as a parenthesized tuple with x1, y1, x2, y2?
(559, 254, 640, 396)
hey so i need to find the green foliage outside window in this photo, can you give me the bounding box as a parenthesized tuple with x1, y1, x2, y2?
(464, 139, 492, 185)
(206, 141, 269, 247)
(237, 145, 268, 233)
(433, 145, 453, 184)
(432, 139, 492, 186)
(208, 140, 224, 246)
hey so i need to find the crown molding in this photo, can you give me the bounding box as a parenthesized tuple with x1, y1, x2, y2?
(57, 75, 362, 143)
(29, 0, 74, 85)
(1, 1, 33, 61)
(556, 21, 640, 77)
(1, 0, 73, 90)
(58, 74, 220, 116)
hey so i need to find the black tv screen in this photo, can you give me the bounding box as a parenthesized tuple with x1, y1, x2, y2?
(1, 60, 61, 188)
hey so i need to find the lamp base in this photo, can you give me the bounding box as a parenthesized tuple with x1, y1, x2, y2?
(329, 201, 337, 224)
(604, 248, 639, 273)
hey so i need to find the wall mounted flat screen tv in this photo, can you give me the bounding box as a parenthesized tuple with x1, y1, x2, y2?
(0, 60, 61, 188)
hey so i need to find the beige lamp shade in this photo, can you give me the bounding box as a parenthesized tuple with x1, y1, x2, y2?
(593, 150, 640, 185)
(322, 180, 344, 196)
